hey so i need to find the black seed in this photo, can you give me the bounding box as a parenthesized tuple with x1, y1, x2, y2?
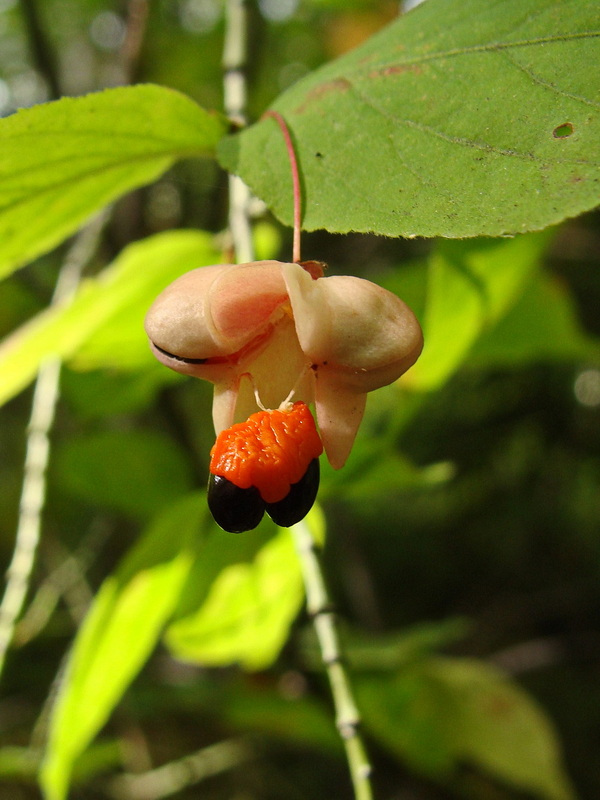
(265, 458, 320, 528)
(207, 473, 265, 533)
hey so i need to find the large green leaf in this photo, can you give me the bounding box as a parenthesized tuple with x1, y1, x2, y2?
(428, 658, 575, 800)
(41, 494, 206, 800)
(165, 524, 305, 671)
(219, 0, 600, 238)
(359, 656, 575, 800)
(471, 270, 600, 366)
(406, 232, 551, 391)
(0, 85, 227, 277)
(0, 230, 220, 407)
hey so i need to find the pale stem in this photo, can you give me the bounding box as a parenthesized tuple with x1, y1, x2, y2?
(108, 737, 253, 800)
(223, 0, 254, 264)
(0, 213, 107, 682)
(15, 519, 112, 647)
(291, 520, 374, 800)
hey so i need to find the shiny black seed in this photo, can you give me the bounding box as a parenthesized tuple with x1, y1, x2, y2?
(265, 458, 320, 528)
(207, 473, 265, 533)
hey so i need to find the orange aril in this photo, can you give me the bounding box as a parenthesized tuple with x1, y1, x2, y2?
(209, 401, 323, 504)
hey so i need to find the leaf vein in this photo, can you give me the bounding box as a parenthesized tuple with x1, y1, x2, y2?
(347, 83, 597, 165)
(358, 30, 600, 77)
(497, 49, 600, 109)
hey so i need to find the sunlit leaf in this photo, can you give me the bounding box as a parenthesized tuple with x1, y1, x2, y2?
(471, 271, 600, 366)
(406, 232, 551, 391)
(219, 0, 600, 238)
(0, 85, 227, 277)
(166, 525, 304, 671)
(169, 517, 278, 621)
(0, 230, 220, 408)
(41, 494, 206, 800)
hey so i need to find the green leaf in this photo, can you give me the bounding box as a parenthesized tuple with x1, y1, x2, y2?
(169, 518, 276, 623)
(433, 657, 576, 800)
(359, 664, 454, 775)
(406, 232, 551, 391)
(70, 231, 221, 371)
(54, 429, 194, 519)
(360, 656, 576, 800)
(166, 525, 304, 671)
(0, 229, 221, 408)
(41, 493, 206, 800)
(471, 271, 600, 367)
(322, 443, 453, 502)
(0, 279, 40, 337)
(218, 0, 600, 238)
(61, 367, 183, 420)
(0, 85, 227, 277)
(305, 0, 382, 9)
(214, 678, 340, 754)
(341, 619, 471, 671)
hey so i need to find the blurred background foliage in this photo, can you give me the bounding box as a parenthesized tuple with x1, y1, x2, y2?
(0, 1, 599, 799)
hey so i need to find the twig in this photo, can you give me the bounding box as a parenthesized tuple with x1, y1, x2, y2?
(14, 519, 112, 646)
(223, 0, 254, 264)
(13, 548, 91, 646)
(19, 0, 61, 98)
(291, 520, 373, 800)
(120, 0, 150, 83)
(107, 738, 254, 800)
(0, 213, 107, 682)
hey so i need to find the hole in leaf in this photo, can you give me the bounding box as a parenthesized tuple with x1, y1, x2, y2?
(553, 122, 574, 139)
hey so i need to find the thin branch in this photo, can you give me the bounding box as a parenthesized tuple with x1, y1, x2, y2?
(107, 738, 254, 800)
(291, 519, 374, 800)
(12, 549, 91, 647)
(19, 0, 61, 98)
(0, 213, 107, 683)
(14, 519, 112, 646)
(223, 0, 254, 264)
(120, 0, 150, 84)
